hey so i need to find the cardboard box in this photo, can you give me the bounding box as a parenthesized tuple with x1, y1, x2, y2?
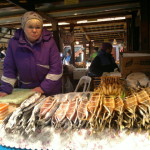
(120, 53, 150, 78)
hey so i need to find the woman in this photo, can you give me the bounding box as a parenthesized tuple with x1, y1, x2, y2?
(0, 11, 62, 97)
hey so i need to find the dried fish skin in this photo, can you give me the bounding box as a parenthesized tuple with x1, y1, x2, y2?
(25, 96, 46, 135)
(39, 96, 56, 118)
(103, 96, 115, 115)
(4, 107, 23, 132)
(23, 95, 46, 112)
(124, 94, 138, 113)
(20, 92, 41, 109)
(136, 89, 150, 106)
(65, 96, 79, 123)
(77, 95, 89, 121)
(87, 92, 101, 119)
(44, 101, 61, 122)
(114, 96, 124, 113)
(54, 101, 70, 123)
(145, 87, 150, 95)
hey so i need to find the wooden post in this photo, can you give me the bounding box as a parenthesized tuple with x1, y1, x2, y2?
(70, 23, 75, 65)
(82, 35, 86, 67)
(140, 0, 150, 51)
(89, 41, 92, 57)
(52, 20, 61, 51)
(126, 18, 132, 51)
(131, 11, 139, 51)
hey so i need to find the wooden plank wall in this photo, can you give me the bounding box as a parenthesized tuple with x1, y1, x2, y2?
(140, 0, 150, 52)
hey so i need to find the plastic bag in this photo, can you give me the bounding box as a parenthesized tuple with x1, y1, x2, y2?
(64, 77, 74, 93)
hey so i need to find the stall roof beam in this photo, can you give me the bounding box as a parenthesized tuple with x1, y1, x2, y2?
(7, 0, 35, 11)
(80, 27, 90, 42)
(7, 0, 57, 23)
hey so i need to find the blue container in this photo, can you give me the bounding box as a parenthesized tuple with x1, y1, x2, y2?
(0, 145, 31, 150)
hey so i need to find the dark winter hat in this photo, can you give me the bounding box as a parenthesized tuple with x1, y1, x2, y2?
(21, 11, 43, 28)
(101, 42, 112, 51)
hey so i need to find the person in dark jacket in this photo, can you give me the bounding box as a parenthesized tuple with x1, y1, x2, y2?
(0, 11, 62, 97)
(88, 42, 119, 77)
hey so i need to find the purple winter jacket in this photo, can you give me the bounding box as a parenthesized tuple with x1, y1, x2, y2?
(0, 28, 62, 96)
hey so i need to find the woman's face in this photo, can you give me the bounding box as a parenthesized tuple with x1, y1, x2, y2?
(24, 19, 42, 43)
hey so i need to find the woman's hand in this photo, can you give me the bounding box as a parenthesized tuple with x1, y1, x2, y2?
(0, 92, 8, 97)
(32, 87, 44, 94)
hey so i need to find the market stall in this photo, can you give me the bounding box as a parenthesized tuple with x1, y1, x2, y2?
(0, 74, 150, 150)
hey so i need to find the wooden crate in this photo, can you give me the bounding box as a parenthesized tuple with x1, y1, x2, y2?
(120, 53, 150, 78)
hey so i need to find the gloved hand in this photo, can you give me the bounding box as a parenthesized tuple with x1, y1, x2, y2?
(32, 87, 44, 94)
(0, 92, 8, 97)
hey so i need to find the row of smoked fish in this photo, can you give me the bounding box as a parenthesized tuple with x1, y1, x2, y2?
(2, 86, 150, 137)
